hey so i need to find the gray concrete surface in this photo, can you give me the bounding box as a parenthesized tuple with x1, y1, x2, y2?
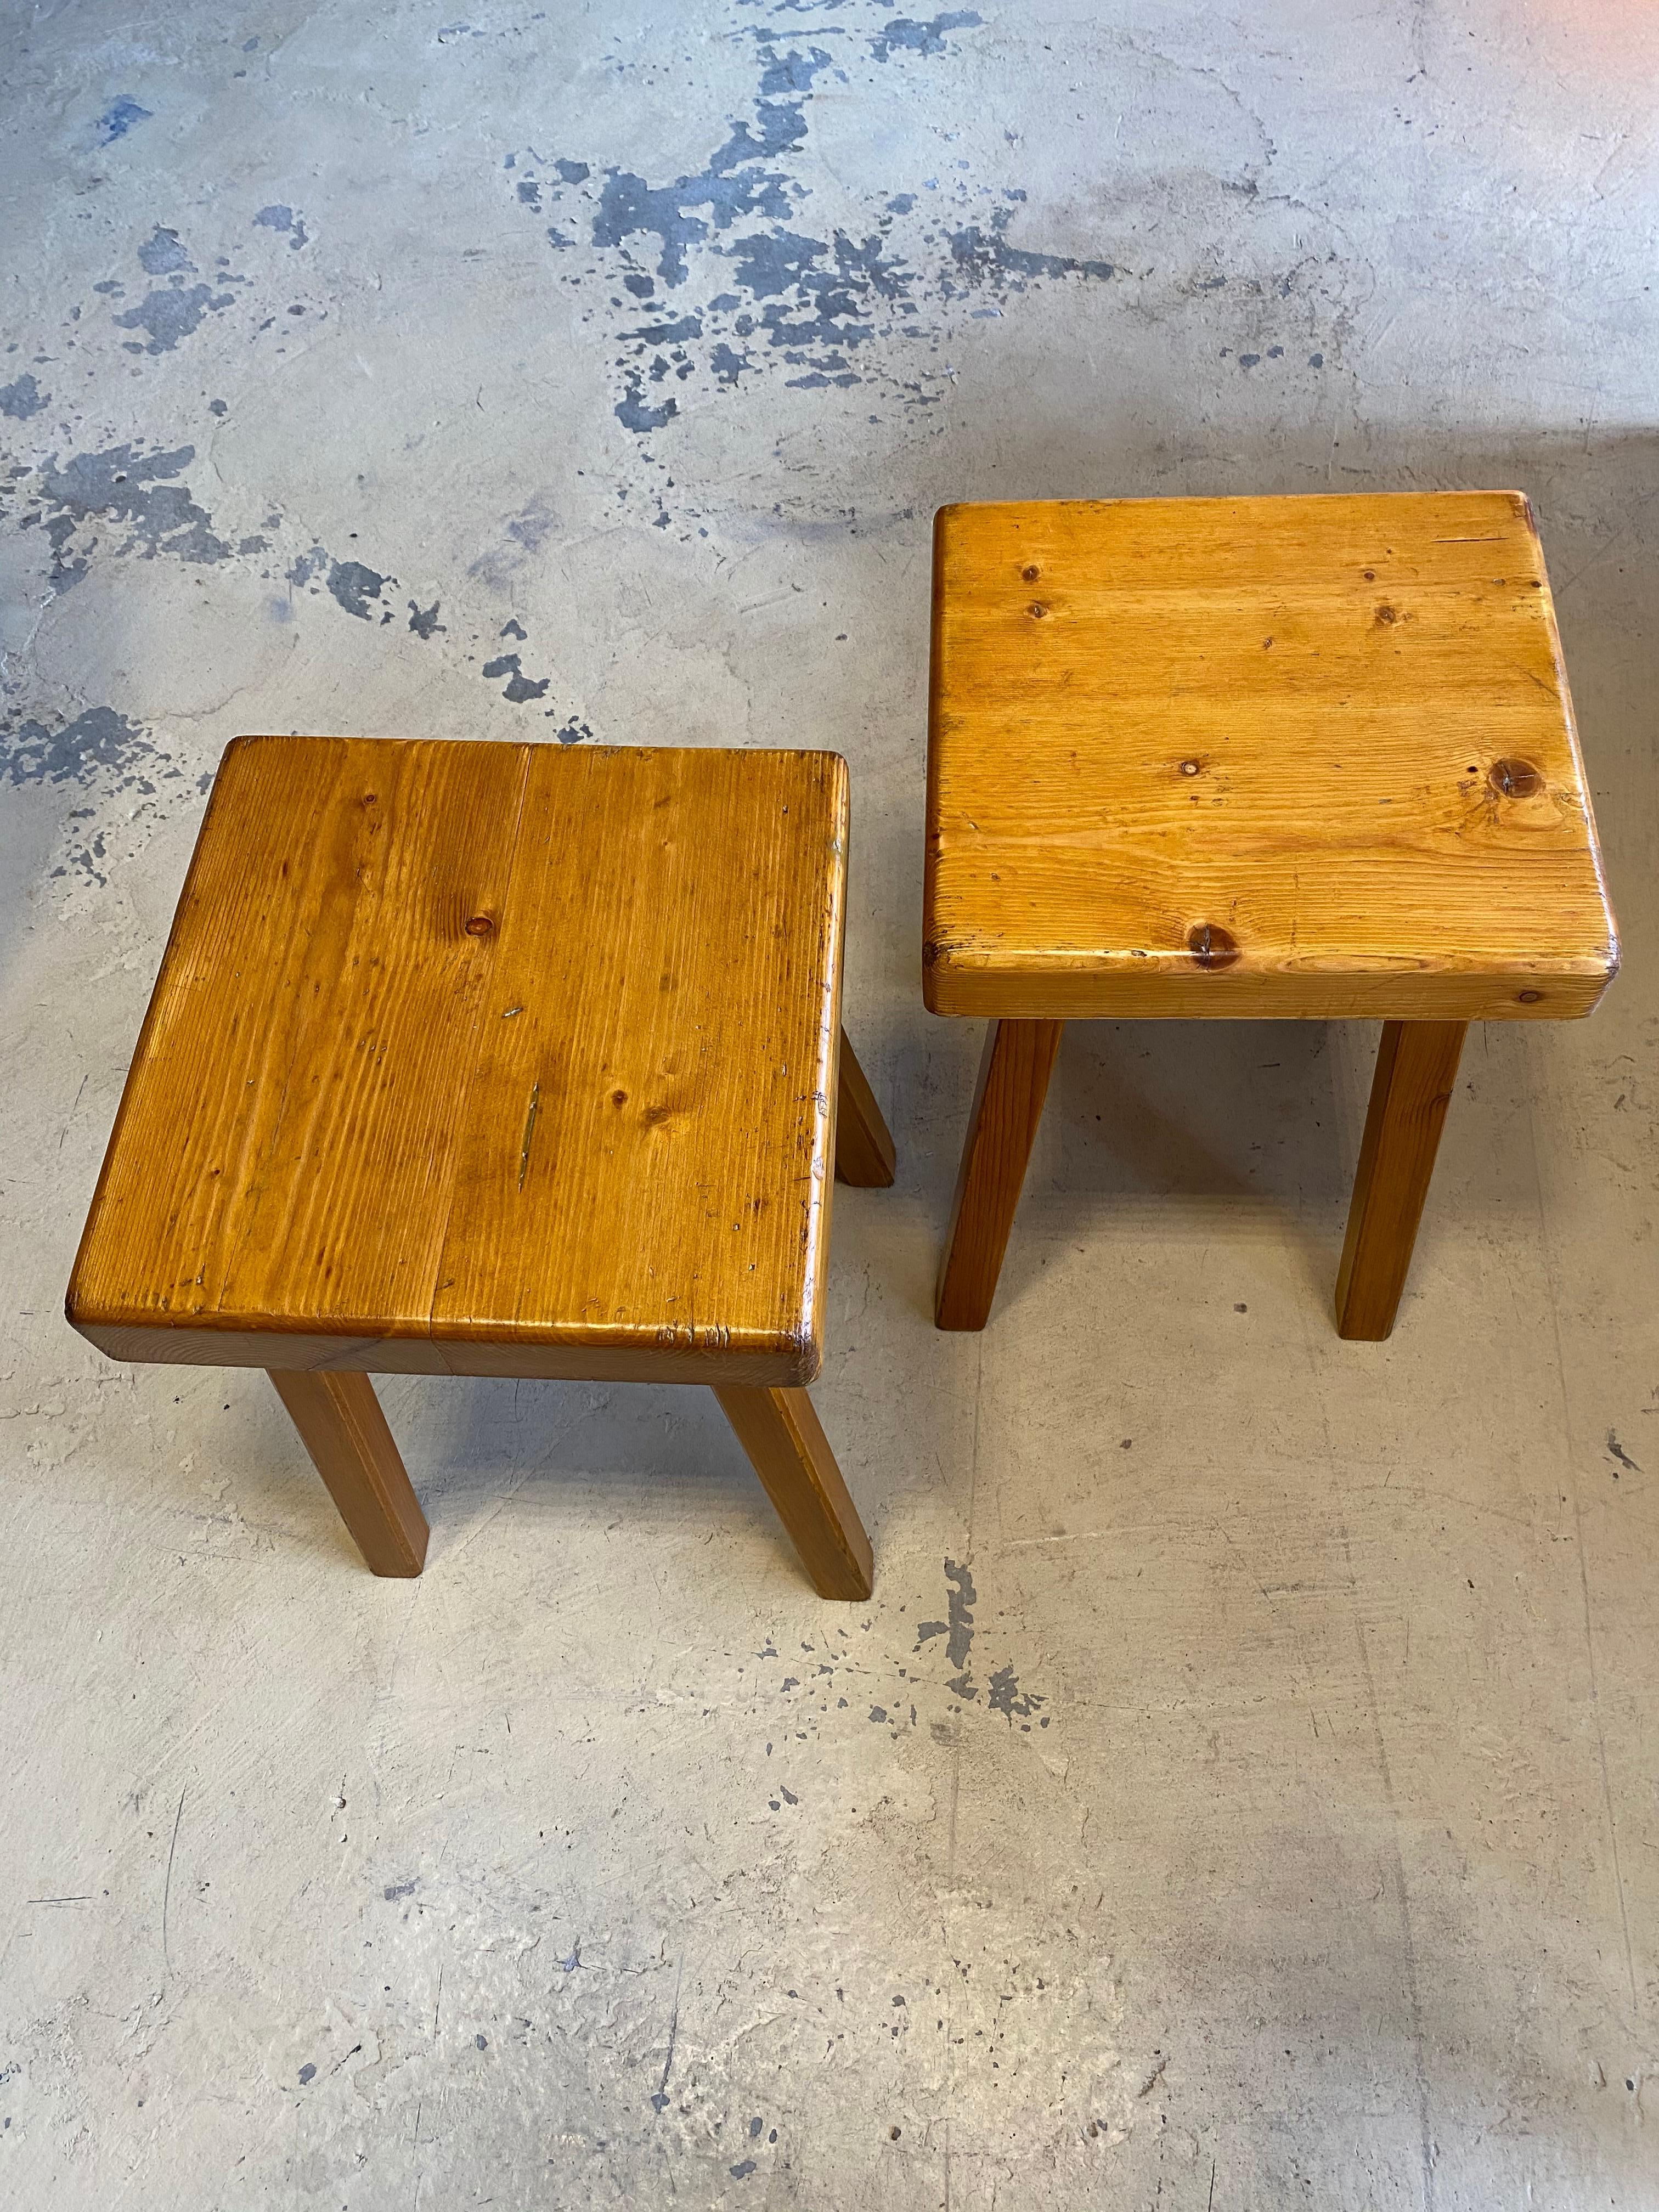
(2, 3, 1656, 2204)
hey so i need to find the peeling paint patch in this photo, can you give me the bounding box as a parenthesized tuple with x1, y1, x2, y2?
(986, 1661, 1043, 1723)
(255, 204, 309, 250)
(2, 707, 160, 791)
(916, 1555, 977, 1697)
(616, 375, 679, 433)
(137, 226, 193, 275)
(947, 218, 1113, 289)
(36, 442, 233, 586)
(98, 96, 151, 144)
(509, 7, 1119, 495)
(482, 651, 549, 703)
(326, 559, 390, 619)
(869, 11, 982, 64)
(113, 283, 237, 354)
(0, 373, 48, 421)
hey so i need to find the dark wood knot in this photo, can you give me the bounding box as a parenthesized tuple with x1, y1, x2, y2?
(1489, 758, 1543, 799)
(1028, 601, 1048, 619)
(465, 915, 495, 937)
(1517, 989, 1543, 1004)
(1022, 564, 1041, 582)
(1187, 922, 1240, 969)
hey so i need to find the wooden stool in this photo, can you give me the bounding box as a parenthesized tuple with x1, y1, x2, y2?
(67, 737, 895, 1596)
(924, 492, 1618, 1339)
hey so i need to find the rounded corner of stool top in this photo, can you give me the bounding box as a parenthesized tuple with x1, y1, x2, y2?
(787, 1325, 826, 1389)
(60, 1266, 129, 1358)
(919, 938, 956, 1015)
(216, 730, 288, 772)
(1498, 486, 1541, 534)
(61, 1269, 95, 1340)
(812, 745, 853, 802)
(1582, 927, 1623, 1007)
(931, 500, 987, 552)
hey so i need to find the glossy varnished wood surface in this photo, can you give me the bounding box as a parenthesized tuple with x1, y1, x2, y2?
(832, 1028, 898, 1189)
(267, 1369, 428, 1576)
(934, 1018, 1064, 1330)
(925, 492, 1618, 1021)
(1335, 1019, 1468, 1340)
(67, 737, 850, 1385)
(713, 1384, 874, 1600)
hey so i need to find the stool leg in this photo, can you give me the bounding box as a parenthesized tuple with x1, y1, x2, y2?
(713, 1384, 873, 1600)
(935, 1018, 1064, 1331)
(834, 1025, 896, 1188)
(268, 1370, 428, 1576)
(1335, 1019, 1468, 1341)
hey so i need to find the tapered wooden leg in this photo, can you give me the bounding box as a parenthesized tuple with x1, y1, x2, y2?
(935, 1018, 1064, 1331)
(268, 1369, 428, 1576)
(1335, 1020, 1468, 1341)
(713, 1384, 873, 1600)
(834, 1025, 896, 1188)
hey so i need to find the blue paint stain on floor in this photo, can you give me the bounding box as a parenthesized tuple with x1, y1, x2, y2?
(137, 227, 193, 275)
(870, 10, 982, 63)
(2, 707, 160, 791)
(35, 443, 233, 586)
(98, 96, 151, 143)
(326, 560, 390, 619)
(112, 283, 237, 355)
(254, 204, 309, 250)
(0, 373, 48, 420)
(505, 1, 1116, 486)
(481, 651, 549, 702)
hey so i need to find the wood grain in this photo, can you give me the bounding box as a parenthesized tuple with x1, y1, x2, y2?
(935, 1018, 1064, 1331)
(713, 1383, 873, 1600)
(925, 492, 1618, 1022)
(430, 744, 846, 1382)
(267, 1368, 428, 1576)
(1335, 1019, 1468, 1340)
(833, 1026, 896, 1188)
(67, 738, 852, 1386)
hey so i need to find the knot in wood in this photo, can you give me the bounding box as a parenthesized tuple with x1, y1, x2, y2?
(1488, 758, 1543, 799)
(1187, 921, 1240, 970)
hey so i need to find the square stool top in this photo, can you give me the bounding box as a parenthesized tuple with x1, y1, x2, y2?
(924, 491, 1618, 1021)
(68, 737, 850, 1386)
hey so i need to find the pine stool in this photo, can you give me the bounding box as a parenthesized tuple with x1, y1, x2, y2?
(67, 737, 894, 1596)
(924, 492, 1618, 1339)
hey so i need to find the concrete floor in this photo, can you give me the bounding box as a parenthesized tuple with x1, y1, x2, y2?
(2, 2, 1656, 2204)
